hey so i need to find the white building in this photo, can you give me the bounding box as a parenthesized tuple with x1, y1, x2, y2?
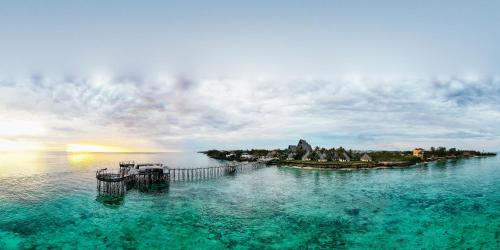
(240, 153, 253, 160)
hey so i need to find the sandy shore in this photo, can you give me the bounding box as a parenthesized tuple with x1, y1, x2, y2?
(276, 155, 495, 171)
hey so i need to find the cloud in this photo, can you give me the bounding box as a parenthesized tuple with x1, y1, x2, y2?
(1, 74, 500, 151)
(1, 1, 500, 151)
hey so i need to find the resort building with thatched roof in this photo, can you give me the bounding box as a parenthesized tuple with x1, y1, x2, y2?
(318, 153, 328, 162)
(339, 152, 351, 162)
(360, 153, 372, 162)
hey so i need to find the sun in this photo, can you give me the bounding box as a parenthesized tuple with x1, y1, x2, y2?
(65, 143, 142, 153)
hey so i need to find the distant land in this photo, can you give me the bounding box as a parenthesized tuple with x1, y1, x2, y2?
(201, 139, 497, 169)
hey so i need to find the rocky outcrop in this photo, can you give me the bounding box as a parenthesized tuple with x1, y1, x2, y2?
(297, 139, 312, 153)
(286, 139, 313, 160)
(296, 139, 313, 160)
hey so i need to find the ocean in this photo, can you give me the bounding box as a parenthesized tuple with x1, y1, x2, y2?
(0, 151, 499, 249)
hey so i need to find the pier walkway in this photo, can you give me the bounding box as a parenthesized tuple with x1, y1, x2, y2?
(96, 161, 269, 196)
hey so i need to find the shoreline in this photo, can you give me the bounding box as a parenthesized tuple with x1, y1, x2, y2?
(273, 155, 496, 171)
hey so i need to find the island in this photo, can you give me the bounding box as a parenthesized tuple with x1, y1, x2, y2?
(201, 139, 497, 169)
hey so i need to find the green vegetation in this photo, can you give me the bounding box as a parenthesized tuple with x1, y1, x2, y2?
(283, 160, 366, 165)
(425, 147, 492, 158)
(202, 149, 270, 162)
(204, 150, 235, 160)
(367, 151, 421, 163)
(201, 141, 496, 165)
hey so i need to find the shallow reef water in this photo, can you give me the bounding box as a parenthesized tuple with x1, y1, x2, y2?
(0, 152, 499, 249)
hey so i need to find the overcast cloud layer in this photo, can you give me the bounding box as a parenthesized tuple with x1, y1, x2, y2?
(0, 1, 499, 151)
(1, 75, 499, 151)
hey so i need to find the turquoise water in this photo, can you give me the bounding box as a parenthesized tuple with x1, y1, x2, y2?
(0, 152, 499, 249)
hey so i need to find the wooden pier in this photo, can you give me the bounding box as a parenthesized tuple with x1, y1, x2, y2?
(96, 168, 128, 196)
(96, 161, 268, 196)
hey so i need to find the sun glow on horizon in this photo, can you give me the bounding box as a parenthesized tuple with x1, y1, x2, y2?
(65, 143, 144, 153)
(0, 139, 45, 152)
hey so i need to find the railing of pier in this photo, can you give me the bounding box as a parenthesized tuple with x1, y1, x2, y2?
(96, 161, 270, 196)
(167, 161, 268, 182)
(96, 168, 125, 181)
(96, 168, 127, 196)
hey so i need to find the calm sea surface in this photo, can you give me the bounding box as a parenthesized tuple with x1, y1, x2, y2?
(0, 152, 499, 249)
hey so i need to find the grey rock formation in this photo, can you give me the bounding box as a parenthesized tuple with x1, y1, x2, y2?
(296, 139, 313, 160)
(297, 139, 312, 153)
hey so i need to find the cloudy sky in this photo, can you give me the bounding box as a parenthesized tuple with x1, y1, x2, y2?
(1, 1, 500, 152)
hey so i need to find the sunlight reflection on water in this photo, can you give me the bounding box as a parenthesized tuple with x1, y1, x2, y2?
(0, 151, 224, 178)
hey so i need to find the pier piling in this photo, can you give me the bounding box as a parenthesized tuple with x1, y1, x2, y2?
(96, 161, 268, 196)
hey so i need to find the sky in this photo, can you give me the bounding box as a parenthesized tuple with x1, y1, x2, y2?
(0, 0, 500, 152)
